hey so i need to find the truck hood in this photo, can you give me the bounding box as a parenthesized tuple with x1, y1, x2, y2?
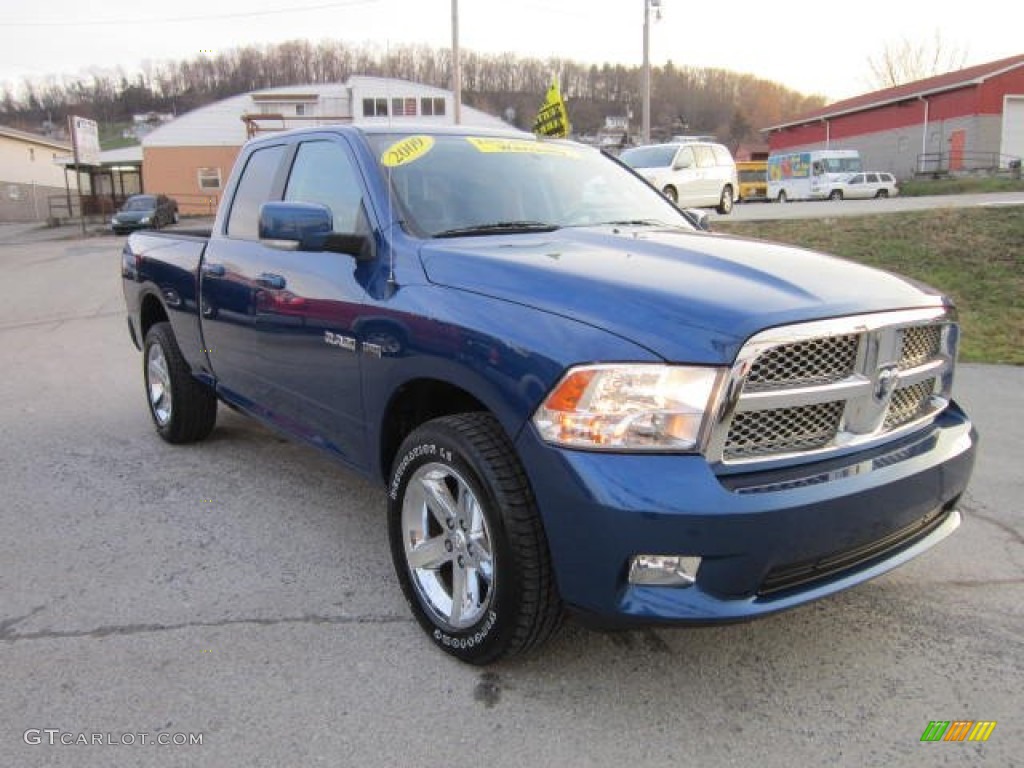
(418, 227, 945, 364)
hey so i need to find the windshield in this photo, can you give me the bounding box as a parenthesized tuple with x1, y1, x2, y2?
(618, 144, 678, 169)
(822, 157, 862, 174)
(368, 133, 693, 237)
(123, 196, 156, 211)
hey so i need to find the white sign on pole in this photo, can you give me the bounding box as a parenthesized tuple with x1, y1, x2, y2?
(71, 116, 101, 166)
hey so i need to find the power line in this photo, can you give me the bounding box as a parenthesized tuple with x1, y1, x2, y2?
(0, 0, 379, 28)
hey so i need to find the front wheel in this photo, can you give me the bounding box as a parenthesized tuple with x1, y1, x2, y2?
(717, 185, 734, 215)
(662, 185, 678, 204)
(828, 189, 843, 201)
(388, 413, 562, 664)
(143, 322, 217, 443)
(777, 190, 788, 203)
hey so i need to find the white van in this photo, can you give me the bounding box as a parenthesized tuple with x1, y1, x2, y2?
(767, 149, 862, 202)
(619, 141, 738, 214)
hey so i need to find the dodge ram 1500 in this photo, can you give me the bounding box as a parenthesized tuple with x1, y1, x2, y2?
(122, 125, 976, 663)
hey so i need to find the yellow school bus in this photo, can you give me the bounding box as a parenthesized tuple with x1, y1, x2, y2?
(737, 160, 768, 202)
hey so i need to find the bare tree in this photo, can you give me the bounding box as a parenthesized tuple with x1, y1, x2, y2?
(867, 30, 969, 90)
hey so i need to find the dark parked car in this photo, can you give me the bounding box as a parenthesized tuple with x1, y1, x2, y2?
(111, 194, 179, 234)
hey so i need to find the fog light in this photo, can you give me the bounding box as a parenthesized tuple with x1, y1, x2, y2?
(628, 555, 701, 587)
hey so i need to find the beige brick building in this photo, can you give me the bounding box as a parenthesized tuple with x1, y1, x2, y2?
(0, 126, 75, 222)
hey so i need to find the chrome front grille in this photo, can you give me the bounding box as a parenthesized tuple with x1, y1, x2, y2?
(884, 380, 937, 430)
(709, 307, 957, 465)
(726, 401, 844, 458)
(745, 334, 858, 391)
(899, 325, 943, 370)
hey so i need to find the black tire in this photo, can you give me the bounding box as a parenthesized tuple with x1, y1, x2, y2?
(876, 189, 889, 199)
(388, 413, 562, 664)
(142, 322, 217, 444)
(717, 185, 734, 215)
(777, 190, 788, 203)
(662, 185, 678, 204)
(828, 189, 843, 201)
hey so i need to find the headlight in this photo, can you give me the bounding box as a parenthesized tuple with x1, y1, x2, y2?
(532, 364, 723, 451)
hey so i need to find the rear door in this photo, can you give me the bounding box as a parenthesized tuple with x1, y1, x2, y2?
(200, 142, 290, 410)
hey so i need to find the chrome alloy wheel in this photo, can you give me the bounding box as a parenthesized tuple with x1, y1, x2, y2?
(146, 343, 173, 427)
(401, 462, 495, 630)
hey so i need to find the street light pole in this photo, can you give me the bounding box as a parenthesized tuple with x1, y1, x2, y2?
(642, 0, 650, 144)
(452, 0, 462, 125)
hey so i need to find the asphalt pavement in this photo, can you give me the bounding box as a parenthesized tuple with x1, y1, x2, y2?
(0, 227, 1020, 767)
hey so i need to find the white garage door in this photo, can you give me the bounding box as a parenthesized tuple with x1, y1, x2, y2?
(1001, 96, 1024, 167)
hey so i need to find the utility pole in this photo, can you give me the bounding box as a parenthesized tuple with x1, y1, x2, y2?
(452, 0, 462, 124)
(642, 0, 661, 144)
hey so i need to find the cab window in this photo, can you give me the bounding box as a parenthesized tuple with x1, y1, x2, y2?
(284, 140, 365, 232)
(226, 144, 286, 239)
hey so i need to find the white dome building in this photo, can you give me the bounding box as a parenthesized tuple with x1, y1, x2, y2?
(142, 76, 508, 214)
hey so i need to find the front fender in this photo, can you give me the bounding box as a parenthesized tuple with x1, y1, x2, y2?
(363, 285, 661, 481)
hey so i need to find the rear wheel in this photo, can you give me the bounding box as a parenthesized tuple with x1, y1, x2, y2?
(717, 185, 734, 215)
(143, 322, 217, 444)
(662, 185, 678, 204)
(388, 413, 562, 664)
(876, 189, 889, 198)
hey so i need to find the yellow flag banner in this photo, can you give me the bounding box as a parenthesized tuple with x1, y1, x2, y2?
(533, 77, 570, 138)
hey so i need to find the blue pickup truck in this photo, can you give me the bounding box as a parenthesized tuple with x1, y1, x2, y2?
(122, 125, 976, 663)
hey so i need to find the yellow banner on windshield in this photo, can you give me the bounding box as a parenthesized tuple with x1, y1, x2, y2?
(465, 137, 579, 158)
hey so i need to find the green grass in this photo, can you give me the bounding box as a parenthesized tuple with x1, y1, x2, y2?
(899, 176, 1024, 196)
(716, 208, 1024, 364)
(98, 121, 141, 151)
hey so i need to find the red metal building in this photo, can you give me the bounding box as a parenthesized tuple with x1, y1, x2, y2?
(763, 54, 1024, 179)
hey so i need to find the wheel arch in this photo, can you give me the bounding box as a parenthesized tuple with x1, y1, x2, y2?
(378, 377, 495, 484)
(139, 291, 170, 342)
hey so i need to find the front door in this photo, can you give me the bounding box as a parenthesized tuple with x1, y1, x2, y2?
(252, 136, 375, 468)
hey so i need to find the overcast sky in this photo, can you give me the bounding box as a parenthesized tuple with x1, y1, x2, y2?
(1, 0, 1021, 102)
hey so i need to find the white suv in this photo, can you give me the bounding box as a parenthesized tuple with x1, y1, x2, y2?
(828, 172, 899, 200)
(619, 141, 739, 214)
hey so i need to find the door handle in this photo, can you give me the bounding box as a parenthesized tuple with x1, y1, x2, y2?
(256, 273, 286, 290)
(201, 263, 225, 277)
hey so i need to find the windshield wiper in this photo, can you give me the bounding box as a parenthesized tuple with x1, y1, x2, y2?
(433, 221, 560, 237)
(592, 219, 678, 227)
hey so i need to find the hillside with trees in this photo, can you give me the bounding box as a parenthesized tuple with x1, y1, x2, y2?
(0, 39, 824, 148)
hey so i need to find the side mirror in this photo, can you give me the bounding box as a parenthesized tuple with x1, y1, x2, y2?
(258, 202, 374, 261)
(681, 208, 711, 231)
